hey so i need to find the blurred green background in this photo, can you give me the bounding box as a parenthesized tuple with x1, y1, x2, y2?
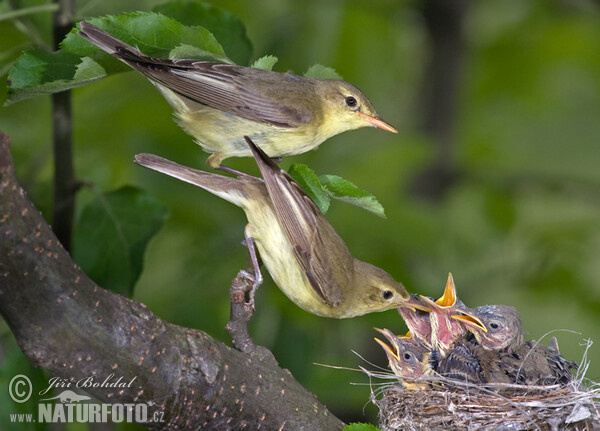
(1, 0, 600, 427)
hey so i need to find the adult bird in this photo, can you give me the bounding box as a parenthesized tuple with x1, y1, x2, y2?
(79, 22, 397, 168)
(135, 137, 409, 318)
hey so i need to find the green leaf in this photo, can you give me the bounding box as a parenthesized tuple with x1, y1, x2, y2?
(169, 44, 233, 63)
(319, 174, 386, 218)
(251, 55, 278, 71)
(72, 186, 169, 297)
(5, 48, 104, 104)
(288, 164, 331, 214)
(7, 48, 80, 90)
(304, 64, 343, 80)
(73, 56, 106, 81)
(5, 12, 228, 105)
(344, 423, 381, 431)
(153, 0, 252, 65)
(63, 13, 226, 60)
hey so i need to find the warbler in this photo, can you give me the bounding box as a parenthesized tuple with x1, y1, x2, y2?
(134, 137, 409, 318)
(452, 305, 577, 386)
(374, 328, 431, 389)
(397, 294, 433, 348)
(436, 339, 513, 384)
(79, 22, 397, 168)
(452, 305, 523, 351)
(418, 273, 485, 356)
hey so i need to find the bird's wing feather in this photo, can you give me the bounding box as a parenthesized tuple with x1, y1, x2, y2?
(247, 137, 352, 307)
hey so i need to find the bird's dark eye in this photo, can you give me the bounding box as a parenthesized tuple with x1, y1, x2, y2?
(489, 321, 500, 330)
(345, 96, 357, 107)
(403, 352, 413, 361)
(382, 290, 393, 300)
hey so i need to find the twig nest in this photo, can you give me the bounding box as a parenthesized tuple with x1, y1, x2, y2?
(374, 376, 600, 430)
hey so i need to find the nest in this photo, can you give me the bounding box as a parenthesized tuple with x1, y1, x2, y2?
(367, 341, 600, 431)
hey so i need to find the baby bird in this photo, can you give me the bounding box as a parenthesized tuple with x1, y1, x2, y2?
(374, 328, 432, 389)
(418, 273, 485, 356)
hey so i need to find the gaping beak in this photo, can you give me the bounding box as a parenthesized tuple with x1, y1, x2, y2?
(451, 313, 487, 332)
(357, 111, 398, 134)
(399, 294, 431, 313)
(419, 272, 457, 310)
(374, 327, 401, 360)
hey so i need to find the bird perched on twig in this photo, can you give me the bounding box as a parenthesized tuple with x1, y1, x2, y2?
(135, 137, 409, 318)
(79, 22, 397, 169)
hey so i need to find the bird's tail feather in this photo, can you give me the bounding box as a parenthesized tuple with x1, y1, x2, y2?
(79, 22, 146, 61)
(134, 153, 249, 207)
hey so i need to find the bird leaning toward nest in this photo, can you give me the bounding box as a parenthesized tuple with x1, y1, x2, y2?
(135, 137, 410, 318)
(79, 22, 397, 169)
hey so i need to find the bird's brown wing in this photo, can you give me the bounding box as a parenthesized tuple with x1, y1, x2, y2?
(436, 342, 484, 384)
(78, 22, 313, 128)
(247, 137, 352, 307)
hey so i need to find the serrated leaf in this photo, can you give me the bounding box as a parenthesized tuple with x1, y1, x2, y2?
(72, 186, 169, 297)
(73, 56, 106, 80)
(319, 175, 386, 218)
(304, 64, 343, 80)
(5, 46, 104, 105)
(251, 55, 278, 71)
(153, 0, 252, 65)
(63, 13, 226, 60)
(169, 44, 233, 63)
(7, 48, 80, 90)
(5, 12, 228, 105)
(288, 163, 330, 214)
(344, 423, 381, 431)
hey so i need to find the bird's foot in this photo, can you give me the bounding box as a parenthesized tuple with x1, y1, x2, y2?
(241, 234, 263, 308)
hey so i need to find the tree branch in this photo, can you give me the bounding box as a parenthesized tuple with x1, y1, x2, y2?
(0, 131, 344, 430)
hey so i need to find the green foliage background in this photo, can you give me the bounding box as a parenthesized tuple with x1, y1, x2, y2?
(1, 0, 600, 427)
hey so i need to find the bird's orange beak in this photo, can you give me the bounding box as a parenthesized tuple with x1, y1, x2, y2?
(399, 294, 431, 313)
(451, 314, 487, 332)
(374, 328, 401, 360)
(357, 111, 398, 133)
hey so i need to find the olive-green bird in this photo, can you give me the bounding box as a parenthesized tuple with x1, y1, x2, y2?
(79, 22, 397, 168)
(134, 137, 409, 318)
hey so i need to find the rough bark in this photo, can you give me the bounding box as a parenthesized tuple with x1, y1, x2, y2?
(0, 131, 344, 430)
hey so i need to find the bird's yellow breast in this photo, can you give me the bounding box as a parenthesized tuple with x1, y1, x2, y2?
(241, 200, 338, 317)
